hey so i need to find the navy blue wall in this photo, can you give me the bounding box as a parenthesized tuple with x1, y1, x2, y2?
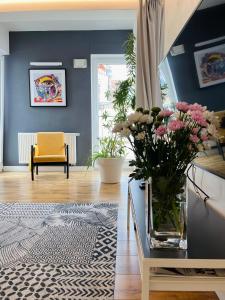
(168, 4, 225, 111)
(4, 30, 130, 166)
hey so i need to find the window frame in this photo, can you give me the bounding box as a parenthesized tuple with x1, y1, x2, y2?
(159, 57, 178, 104)
(91, 54, 126, 154)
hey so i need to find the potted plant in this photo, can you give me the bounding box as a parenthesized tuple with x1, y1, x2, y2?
(92, 135, 125, 183)
(113, 103, 219, 249)
(90, 111, 125, 183)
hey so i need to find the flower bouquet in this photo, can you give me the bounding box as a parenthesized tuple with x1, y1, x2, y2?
(113, 102, 218, 249)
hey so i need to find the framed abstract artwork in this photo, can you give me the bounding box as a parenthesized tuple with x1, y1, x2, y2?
(194, 44, 225, 88)
(29, 69, 67, 107)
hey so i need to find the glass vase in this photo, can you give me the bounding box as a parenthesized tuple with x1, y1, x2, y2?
(147, 176, 187, 250)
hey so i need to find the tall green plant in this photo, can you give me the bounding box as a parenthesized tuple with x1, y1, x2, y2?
(113, 33, 136, 123)
(88, 33, 136, 166)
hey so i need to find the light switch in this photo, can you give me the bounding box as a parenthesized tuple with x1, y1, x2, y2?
(170, 45, 185, 56)
(73, 59, 87, 69)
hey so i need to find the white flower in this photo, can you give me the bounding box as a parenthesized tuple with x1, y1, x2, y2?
(120, 127, 131, 137)
(112, 123, 123, 133)
(201, 128, 208, 136)
(130, 124, 137, 131)
(135, 132, 145, 140)
(139, 114, 150, 123)
(203, 111, 220, 127)
(122, 121, 131, 128)
(207, 124, 218, 137)
(147, 116, 154, 124)
(127, 112, 143, 124)
(173, 111, 182, 120)
(197, 144, 204, 152)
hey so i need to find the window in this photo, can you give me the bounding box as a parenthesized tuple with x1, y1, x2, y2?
(91, 54, 128, 152)
(159, 58, 178, 109)
(97, 63, 128, 140)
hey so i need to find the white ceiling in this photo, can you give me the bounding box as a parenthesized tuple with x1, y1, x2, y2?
(198, 0, 225, 10)
(0, 0, 138, 12)
(0, 9, 136, 31)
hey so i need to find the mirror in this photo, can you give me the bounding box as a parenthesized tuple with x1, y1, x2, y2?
(159, 0, 225, 164)
(164, 0, 225, 111)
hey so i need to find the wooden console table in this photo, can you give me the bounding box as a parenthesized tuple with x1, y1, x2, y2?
(127, 180, 225, 300)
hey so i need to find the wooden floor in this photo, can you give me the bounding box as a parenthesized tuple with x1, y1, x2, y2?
(0, 171, 219, 300)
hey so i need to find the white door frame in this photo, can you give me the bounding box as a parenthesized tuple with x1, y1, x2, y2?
(90, 54, 126, 154)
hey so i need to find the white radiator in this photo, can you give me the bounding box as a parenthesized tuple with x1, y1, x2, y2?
(18, 133, 80, 165)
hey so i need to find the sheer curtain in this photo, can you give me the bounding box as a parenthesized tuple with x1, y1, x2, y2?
(136, 0, 165, 109)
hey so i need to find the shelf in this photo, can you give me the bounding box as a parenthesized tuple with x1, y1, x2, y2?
(129, 179, 225, 264)
(149, 276, 225, 291)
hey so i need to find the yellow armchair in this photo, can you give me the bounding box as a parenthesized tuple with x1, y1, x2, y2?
(31, 132, 69, 180)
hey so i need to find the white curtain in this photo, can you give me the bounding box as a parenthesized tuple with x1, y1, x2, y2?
(136, 0, 165, 109)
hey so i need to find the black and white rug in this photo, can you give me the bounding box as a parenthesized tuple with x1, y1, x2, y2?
(0, 202, 118, 300)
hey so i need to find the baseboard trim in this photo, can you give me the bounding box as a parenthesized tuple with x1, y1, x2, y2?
(3, 165, 132, 172)
(3, 166, 91, 172)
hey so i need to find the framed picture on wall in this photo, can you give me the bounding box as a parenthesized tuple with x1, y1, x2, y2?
(29, 69, 67, 107)
(194, 44, 225, 88)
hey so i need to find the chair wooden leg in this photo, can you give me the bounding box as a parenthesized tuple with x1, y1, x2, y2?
(31, 165, 34, 181)
(66, 145, 69, 179)
(218, 142, 225, 160)
(67, 163, 69, 179)
(218, 141, 222, 155)
(222, 149, 225, 161)
(36, 166, 38, 175)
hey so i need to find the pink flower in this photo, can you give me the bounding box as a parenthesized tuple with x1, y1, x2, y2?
(168, 120, 185, 131)
(159, 109, 173, 117)
(189, 103, 206, 112)
(155, 125, 167, 136)
(201, 134, 208, 142)
(176, 102, 189, 112)
(189, 111, 208, 127)
(192, 127, 200, 134)
(190, 134, 200, 143)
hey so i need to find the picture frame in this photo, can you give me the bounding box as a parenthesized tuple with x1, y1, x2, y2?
(29, 69, 67, 107)
(194, 44, 225, 88)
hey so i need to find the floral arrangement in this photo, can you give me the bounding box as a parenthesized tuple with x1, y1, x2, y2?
(113, 102, 218, 247)
(113, 102, 218, 182)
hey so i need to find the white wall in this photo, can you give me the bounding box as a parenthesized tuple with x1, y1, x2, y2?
(0, 25, 9, 55)
(164, 0, 202, 57)
(0, 0, 138, 12)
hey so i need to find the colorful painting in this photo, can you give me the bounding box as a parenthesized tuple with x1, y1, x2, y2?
(194, 44, 225, 88)
(29, 69, 66, 106)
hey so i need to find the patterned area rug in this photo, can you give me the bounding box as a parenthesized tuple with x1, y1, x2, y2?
(0, 203, 118, 300)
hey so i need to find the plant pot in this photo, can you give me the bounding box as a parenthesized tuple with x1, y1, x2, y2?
(97, 157, 124, 183)
(146, 176, 187, 250)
